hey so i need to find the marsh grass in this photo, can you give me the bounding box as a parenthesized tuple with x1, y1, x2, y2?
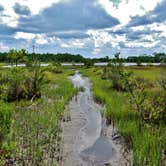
(80, 67, 166, 166)
(1, 69, 78, 165)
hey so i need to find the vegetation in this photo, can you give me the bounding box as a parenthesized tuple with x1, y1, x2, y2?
(0, 50, 166, 64)
(7, 49, 27, 66)
(0, 65, 46, 101)
(80, 59, 166, 165)
(0, 49, 166, 165)
(126, 53, 166, 63)
(0, 63, 78, 165)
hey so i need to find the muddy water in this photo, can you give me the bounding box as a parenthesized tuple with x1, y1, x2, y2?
(61, 71, 130, 166)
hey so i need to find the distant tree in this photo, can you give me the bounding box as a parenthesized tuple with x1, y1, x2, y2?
(8, 49, 27, 66)
(84, 59, 94, 68)
(136, 59, 142, 66)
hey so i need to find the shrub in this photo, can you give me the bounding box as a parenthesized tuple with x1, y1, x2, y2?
(45, 63, 63, 74)
(6, 68, 26, 101)
(0, 65, 47, 101)
(24, 66, 46, 100)
(140, 90, 166, 124)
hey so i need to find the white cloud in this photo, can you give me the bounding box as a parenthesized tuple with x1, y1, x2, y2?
(144, 35, 154, 42)
(125, 40, 159, 48)
(0, 0, 65, 27)
(14, 32, 49, 44)
(87, 29, 126, 48)
(148, 22, 166, 37)
(0, 0, 165, 57)
(14, 32, 36, 40)
(97, 0, 163, 25)
(131, 25, 145, 31)
(60, 43, 70, 48)
(60, 39, 85, 48)
(35, 35, 48, 45)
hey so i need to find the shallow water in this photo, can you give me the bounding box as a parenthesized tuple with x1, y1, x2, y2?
(62, 71, 129, 166)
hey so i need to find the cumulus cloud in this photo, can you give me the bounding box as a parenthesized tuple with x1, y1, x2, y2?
(97, 0, 163, 25)
(17, 0, 119, 33)
(0, 0, 165, 57)
(13, 3, 31, 16)
(127, 0, 166, 27)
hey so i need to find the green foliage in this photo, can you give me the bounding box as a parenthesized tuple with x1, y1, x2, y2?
(101, 67, 111, 80)
(6, 68, 26, 101)
(127, 53, 166, 63)
(106, 53, 128, 91)
(0, 67, 78, 165)
(24, 64, 47, 100)
(0, 101, 13, 145)
(136, 59, 142, 66)
(0, 101, 14, 163)
(0, 50, 166, 65)
(84, 59, 94, 68)
(46, 62, 63, 74)
(0, 64, 46, 101)
(102, 53, 165, 125)
(158, 67, 166, 90)
(142, 91, 166, 124)
(7, 70, 78, 165)
(80, 67, 166, 165)
(8, 49, 27, 66)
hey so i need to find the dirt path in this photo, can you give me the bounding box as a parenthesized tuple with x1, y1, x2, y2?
(61, 71, 132, 166)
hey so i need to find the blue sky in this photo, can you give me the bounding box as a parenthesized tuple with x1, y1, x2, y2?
(0, 0, 166, 58)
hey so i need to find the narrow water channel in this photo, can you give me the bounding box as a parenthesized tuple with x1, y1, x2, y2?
(61, 71, 130, 166)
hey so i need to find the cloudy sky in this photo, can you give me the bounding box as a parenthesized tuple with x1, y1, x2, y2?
(0, 0, 166, 57)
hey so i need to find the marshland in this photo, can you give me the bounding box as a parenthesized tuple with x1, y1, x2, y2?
(0, 0, 166, 165)
(0, 50, 165, 166)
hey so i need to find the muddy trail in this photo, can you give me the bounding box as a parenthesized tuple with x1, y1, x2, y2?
(61, 71, 132, 166)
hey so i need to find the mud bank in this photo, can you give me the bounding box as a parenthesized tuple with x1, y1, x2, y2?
(61, 71, 132, 166)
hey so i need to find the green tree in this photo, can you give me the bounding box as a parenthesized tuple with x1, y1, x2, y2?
(8, 49, 27, 66)
(84, 59, 94, 68)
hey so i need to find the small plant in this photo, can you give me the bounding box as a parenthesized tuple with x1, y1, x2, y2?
(24, 63, 47, 100)
(107, 52, 129, 91)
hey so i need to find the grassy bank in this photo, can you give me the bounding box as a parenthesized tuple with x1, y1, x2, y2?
(80, 67, 166, 166)
(0, 68, 77, 165)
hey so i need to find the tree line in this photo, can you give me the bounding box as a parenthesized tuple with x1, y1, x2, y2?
(0, 49, 165, 64)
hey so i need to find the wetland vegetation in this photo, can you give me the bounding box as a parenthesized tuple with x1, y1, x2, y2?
(0, 50, 166, 165)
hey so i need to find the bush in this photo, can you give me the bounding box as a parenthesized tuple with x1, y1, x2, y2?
(105, 53, 130, 91)
(45, 63, 63, 74)
(141, 90, 166, 124)
(6, 68, 26, 101)
(0, 66, 46, 101)
(23, 66, 46, 100)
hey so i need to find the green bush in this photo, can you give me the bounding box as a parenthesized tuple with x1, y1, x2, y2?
(45, 63, 63, 74)
(0, 66, 46, 101)
(80, 67, 166, 165)
(141, 91, 166, 124)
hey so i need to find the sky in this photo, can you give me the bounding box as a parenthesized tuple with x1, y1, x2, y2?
(0, 0, 166, 58)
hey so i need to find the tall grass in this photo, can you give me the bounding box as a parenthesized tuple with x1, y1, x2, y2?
(1, 69, 78, 165)
(80, 67, 166, 166)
